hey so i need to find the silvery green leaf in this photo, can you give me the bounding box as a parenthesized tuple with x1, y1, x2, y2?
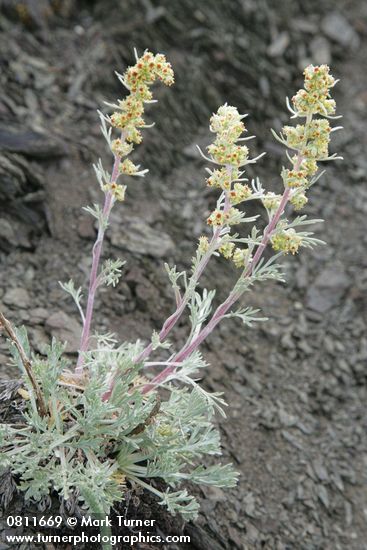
(82, 203, 107, 228)
(189, 289, 216, 333)
(97, 111, 112, 147)
(93, 158, 110, 189)
(59, 279, 85, 323)
(286, 215, 324, 228)
(225, 306, 268, 327)
(100, 258, 126, 287)
(159, 489, 199, 520)
(151, 331, 171, 351)
(178, 463, 239, 487)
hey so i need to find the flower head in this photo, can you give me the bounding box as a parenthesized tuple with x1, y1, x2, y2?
(281, 168, 308, 189)
(229, 183, 252, 205)
(106, 50, 175, 185)
(207, 209, 225, 226)
(292, 64, 336, 117)
(103, 182, 126, 202)
(232, 247, 251, 268)
(209, 105, 245, 141)
(207, 142, 249, 167)
(219, 242, 235, 259)
(304, 119, 331, 159)
(124, 50, 174, 95)
(271, 228, 302, 255)
(262, 192, 282, 210)
(119, 158, 148, 177)
(303, 64, 335, 94)
(290, 191, 308, 211)
(293, 157, 318, 177)
(207, 105, 249, 168)
(198, 236, 209, 254)
(282, 119, 331, 160)
(111, 139, 133, 157)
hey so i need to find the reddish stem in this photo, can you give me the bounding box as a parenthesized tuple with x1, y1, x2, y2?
(104, 179, 233, 400)
(142, 153, 304, 393)
(75, 155, 120, 374)
(133, 225, 221, 365)
(142, 193, 289, 391)
(133, 179, 233, 366)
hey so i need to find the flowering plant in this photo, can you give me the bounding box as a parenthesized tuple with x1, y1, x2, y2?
(0, 52, 341, 543)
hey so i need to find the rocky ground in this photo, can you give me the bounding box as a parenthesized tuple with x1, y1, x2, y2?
(0, 0, 366, 548)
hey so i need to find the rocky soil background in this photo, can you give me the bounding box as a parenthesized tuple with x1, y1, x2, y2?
(0, 0, 366, 548)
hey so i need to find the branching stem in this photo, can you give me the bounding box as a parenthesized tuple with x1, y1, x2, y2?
(0, 311, 47, 417)
(76, 155, 120, 374)
(134, 171, 233, 366)
(142, 153, 305, 393)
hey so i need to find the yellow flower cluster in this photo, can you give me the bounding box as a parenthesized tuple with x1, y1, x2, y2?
(103, 182, 126, 202)
(232, 247, 251, 268)
(119, 158, 139, 176)
(208, 143, 249, 167)
(262, 192, 282, 210)
(229, 183, 252, 205)
(198, 236, 210, 254)
(296, 157, 318, 177)
(282, 124, 305, 151)
(111, 139, 134, 157)
(273, 64, 337, 226)
(125, 51, 174, 97)
(283, 120, 331, 161)
(198, 234, 250, 269)
(281, 168, 308, 189)
(290, 192, 308, 211)
(207, 105, 249, 168)
(207, 209, 226, 226)
(110, 97, 145, 144)
(304, 64, 335, 92)
(271, 229, 302, 255)
(304, 119, 332, 159)
(206, 168, 253, 203)
(209, 105, 245, 140)
(206, 207, 241, 227)
(292, 64, 336, 116)
(217, 241, 251, 268)
(206, 167, 233, 190)
(110, 51, 174, 144)
(103, 51, 174, 201)
(219, 242, 235, 259)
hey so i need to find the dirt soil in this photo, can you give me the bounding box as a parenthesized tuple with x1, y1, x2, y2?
(0, 0, 367, 549)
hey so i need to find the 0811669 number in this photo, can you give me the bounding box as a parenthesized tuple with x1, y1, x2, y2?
(7, 516, 63, 528)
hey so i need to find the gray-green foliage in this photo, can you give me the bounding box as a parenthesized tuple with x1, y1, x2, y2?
(0, 332, 238, 520)
(1, 57, 340, 543)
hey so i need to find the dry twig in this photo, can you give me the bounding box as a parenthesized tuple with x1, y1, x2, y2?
(0, 310, 47, 417)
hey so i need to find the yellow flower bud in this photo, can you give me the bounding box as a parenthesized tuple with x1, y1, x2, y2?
(198, 236, 209, 254)
(290, 192, 308, 211)
(119, 158, 139, 176)
(219, 242, 235, 259)
(271, 229, 302, 255)
(282, 168, 308, 189)
(262, 192, 282, 210)
(230, 183, 252, 205)
(207, 209, 224, 226)
(232, 247, 251, 268)
(206, 168, 231, 190)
